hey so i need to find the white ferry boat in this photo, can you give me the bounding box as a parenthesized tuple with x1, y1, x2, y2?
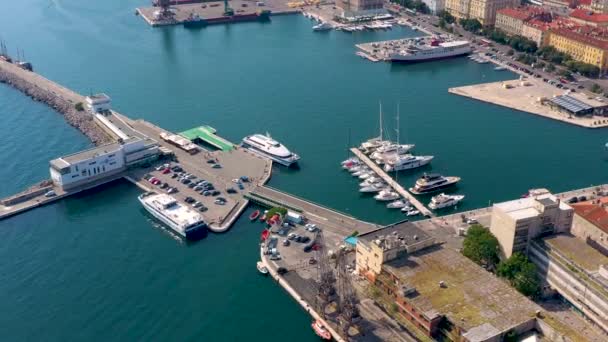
(138, 192, 207, 240)
(428, 193, 465, 210)
(390, 40, 471, 63)
(242, 133, 300, 167)
(383, 155, 433, 172)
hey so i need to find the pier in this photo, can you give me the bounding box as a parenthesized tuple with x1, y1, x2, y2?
(350, 148, 434, 218)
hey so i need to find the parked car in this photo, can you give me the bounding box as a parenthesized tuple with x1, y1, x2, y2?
(45, 190, 56, 197)
(185, 197, 195, 203)
(198, 206, 208, 212)
(227, 188, 237, 194)
(161, 168, 171, 174)
(211, 190, 221, 196)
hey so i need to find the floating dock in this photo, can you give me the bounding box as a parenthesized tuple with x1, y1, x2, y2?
(350, 148, 434, 218)
(179, 125, 235, 151)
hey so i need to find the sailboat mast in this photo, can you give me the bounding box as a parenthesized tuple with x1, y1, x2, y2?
(379, 102, 383, 140)
(395, 103, 400, 183)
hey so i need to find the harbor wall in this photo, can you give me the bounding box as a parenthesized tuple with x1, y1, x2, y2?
(0, 62, 112, 145)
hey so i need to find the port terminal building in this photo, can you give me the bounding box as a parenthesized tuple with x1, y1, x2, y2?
(50, 94, 162, 191)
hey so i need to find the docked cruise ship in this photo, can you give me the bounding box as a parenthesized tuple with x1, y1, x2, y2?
(390, 40, 471, 63)
(138, 192, 207, 240)
(242, 134, 300, 167)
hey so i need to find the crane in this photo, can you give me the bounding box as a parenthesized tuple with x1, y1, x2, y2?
(223, 0, 234, 16)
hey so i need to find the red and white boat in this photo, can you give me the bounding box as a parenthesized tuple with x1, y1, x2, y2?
(249, 210, 260, 221)
(260, 229, 270, 241)
(311, 320, 331, 340)
(260, 213, 267, 222)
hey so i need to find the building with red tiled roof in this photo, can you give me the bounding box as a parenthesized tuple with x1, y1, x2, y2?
(571, 197, 608, 253)
(495, 6, 550, 36)
(571, 9, 608, 26)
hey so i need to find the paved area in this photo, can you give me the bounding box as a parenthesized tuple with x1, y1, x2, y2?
(137, 0, 298, 26)
(123, 116, 271, 231)
(449, 78, 608, 128)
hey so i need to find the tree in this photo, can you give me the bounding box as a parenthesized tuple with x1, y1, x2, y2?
(459, 18, 482, 34)
(545, 63, 556, 72)
(74, 102, 84, 111)
(438, 10, 455, 24)
(462, 224, 499, 269)
(497, 252, 540, 297)
(591, 83, 603, 94)
(506, 49, 514, 56)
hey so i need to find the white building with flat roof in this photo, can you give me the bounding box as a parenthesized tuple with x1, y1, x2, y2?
(85, 93, 111, 113)
(490, 190, 573, 258)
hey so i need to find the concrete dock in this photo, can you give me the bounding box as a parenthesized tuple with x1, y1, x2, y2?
(449, 78, 608, 129)
(350, 147, 434, 218)
(136, 0, 299, 27)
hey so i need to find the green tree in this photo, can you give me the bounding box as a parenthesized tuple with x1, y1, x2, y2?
(507, 49, 514, 56)
(438, 10, 455, 24)
(497, 252, 540, 297)
(545, 63, 556, 72)
(74, 102, 84, 111)
(459, 18, 482, 34)
(591, 83, 603, 94)
(462, 224, 499, 269)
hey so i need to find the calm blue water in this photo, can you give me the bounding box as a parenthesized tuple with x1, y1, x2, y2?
(1, 0, 607, 340)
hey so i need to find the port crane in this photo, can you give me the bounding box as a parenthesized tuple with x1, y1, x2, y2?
(223, 0, 234, 16)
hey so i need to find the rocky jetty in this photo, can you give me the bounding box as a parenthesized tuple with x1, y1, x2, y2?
(0, 67, 111, 145)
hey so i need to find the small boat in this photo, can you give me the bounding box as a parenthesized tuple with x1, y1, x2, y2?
(249, 210, 261, 221)
(360, 183, 386, 193)
(260, 212, 267, 222)
(387, 199, 409, 209)
(359, 172, 374, 180)
(313, 22, 333, 31)
(260, 229, 270, 241)
(374, 189, 399, 201)
(494, 66, 506, 71)
(428, 193, 465, 210)
(311, 320, 332, 340)
(348, 165, 365, 173)
(400, 205, 414, 212)
(257, 261, 269, 275)
(360, 176, 382, 187)
(405, 209, 420, 216)
(352, 168, 370, 177)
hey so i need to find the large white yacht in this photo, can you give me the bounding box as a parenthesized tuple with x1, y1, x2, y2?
(409, 173, 460, 195)
(374, 189, 400, 201)
(242, 134, 300, 167)
(428, 193, 465, 210)
(138, 192, 207, 240)
(370, 143, 415, 164)
(383, 154, 433, 172)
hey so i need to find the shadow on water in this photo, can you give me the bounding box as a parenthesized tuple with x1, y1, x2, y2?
(160, 26, 176, 63)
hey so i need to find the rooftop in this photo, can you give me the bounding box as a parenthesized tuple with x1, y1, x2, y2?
(549, 94, 594, 114)
(57, 142, 123, 165)
(543, 234, 607, 272)
(358, 220, 433, 251)
(571, 9, 608, 23)
(551, 27, 608, 50)
(497, 7, 543, 21)
(383, 246, 540, 333)
(571, 197, 608, 234)
(85, 93, 111, 103)
(494, 193, 571, 220)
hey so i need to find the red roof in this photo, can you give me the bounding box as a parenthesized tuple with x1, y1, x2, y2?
(497, 6, 546, 21)
(571, 9, 608, 23)
(552, 27, 608, 50)
(571, 197, 608, 234)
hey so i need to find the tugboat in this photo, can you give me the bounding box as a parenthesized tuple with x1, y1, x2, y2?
(183, 13, 207, 28)
(311, 320, 332, 340)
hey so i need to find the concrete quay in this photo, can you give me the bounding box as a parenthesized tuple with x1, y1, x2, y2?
(136, 0, 298, 27)
(350, 148, 434, 218)
(449, 75, 608, 129)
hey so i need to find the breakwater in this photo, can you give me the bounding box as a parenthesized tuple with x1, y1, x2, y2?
(0, 63, 111, 145)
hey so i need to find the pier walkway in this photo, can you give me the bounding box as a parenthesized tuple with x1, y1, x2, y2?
(350, 148, 434, 218)
(249, 186, 379, 237)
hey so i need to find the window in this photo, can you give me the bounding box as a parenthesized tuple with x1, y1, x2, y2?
(89, 161, 97, 165)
